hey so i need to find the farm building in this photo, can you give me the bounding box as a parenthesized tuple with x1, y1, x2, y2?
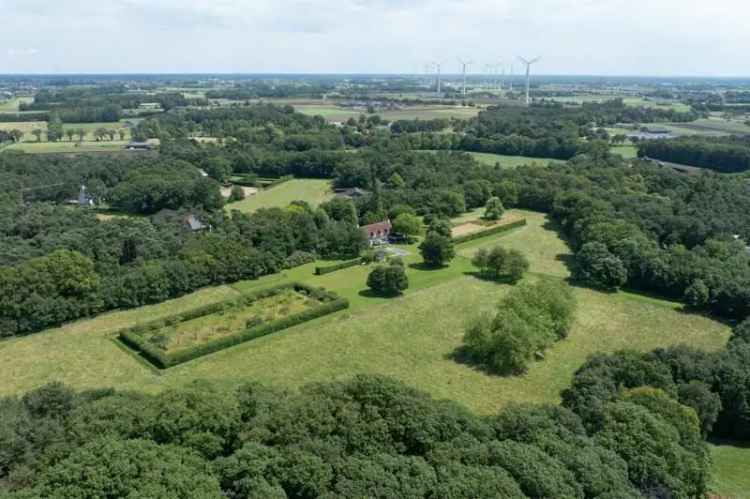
(184, 214, 208, 232)
(124, 141, 154, 151)
(362, 220, 392, 246)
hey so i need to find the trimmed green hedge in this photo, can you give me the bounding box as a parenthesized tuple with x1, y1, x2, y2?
(315, 258, 362, 275)
(259, 175, 293, 189)
(119, 282, 348, 369)
(452, 219, 527, 244)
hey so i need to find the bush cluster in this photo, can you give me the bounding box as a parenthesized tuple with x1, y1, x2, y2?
(463, 280, 576, 375)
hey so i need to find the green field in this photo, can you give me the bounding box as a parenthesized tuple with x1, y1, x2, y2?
(663, 118, 750, 137)
(467, 151, 566, 167)
(0, 208, 738, 491)
(3, 141, 130, 154)
(0, 210, 728, 406)
(0, 97, 33, 113)
(418, 150, 565, 168)
(0, 121, 131, 142)
(294, 103, 481, 122)
(709, 441, 750, 498)
(610, 144, 639, 158)
(224, 178, 334, 213)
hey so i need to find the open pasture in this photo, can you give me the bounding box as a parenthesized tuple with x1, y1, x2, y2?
(0, 97, 33, 113)
(224, 178, 333, 214)
(294, 103, 481, 122)
(0, 209, 728, 410)
(4, 141, 130, 154)
(467, 151, 566, 167)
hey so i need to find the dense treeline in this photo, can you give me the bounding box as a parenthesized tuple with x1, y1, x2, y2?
(205, 82, 334, 99)
(496, 156, 750, 319)
(638, 136, 750, 173)
(0, 196, 365, 336)
(0, 374, 710, 498)
(565, 316, 750, 442)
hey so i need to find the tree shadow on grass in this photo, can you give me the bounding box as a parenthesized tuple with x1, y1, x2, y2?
(357, 289, 401, 299)
(462, 271, 517, 285)
(408, 262, 446, 272)
(446, 346, 515, 377)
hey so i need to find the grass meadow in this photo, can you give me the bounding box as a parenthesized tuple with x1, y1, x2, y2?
(4, 141, 130, 154)
(610, 144, 639, 159)
(294, 103, 481, 122)
(0, 120, 132, 143)
(224, 178, 334, 213)
(0, 208, 740, 495)
(709, 441, 750, 498)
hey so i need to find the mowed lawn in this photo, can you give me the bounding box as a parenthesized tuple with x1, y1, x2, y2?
(468, 152, 566, 168)
(4, 141, 130, 154)
(709, 441, 750, 498)
(224, 179, 334, 213)
(610, 145, 639, 159)
(418, 150, 565, 168)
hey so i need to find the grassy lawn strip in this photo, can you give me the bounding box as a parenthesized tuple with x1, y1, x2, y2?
(224, 178, 333, 214)
(709, 441, 750, 498)
(120, 282, 348, 368)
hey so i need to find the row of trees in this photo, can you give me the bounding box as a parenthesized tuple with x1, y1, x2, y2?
(564, 316, 750, 443)
(0, 373, 709, 498)
(638, 136, 750, 173)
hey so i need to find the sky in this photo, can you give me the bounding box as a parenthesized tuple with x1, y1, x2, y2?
(1, 0, 749, 76)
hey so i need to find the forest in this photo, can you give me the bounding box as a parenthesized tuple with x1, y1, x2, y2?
(638, 136, 750, 173)
(2, 101, 750, 336)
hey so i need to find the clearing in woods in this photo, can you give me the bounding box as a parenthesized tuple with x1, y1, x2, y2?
(224, 178, 333, 213)
(294, 104, 481, 122)
(0, 208, 738, 496)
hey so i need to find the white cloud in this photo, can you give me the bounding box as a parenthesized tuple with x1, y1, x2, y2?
(0, 0, 748, 75)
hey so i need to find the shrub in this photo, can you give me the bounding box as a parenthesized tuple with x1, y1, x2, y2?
(483, 197, 505, 221)
(228, 185, 246, 202)
(284, 251, 316, 269)
(367, 265, 409, 296)
(314, 258, 362, 275)
(419, 233, 455, 267)
(471, 246, 529, 283)
(462, 280, 576, 375)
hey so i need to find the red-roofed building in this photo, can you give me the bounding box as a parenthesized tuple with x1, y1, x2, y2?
(362, 220, 392, 246)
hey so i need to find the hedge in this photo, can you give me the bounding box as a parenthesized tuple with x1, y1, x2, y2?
(259, 175, 293, 189)
(315, 258, 362, 275)
(452, 219, 527, 244)
(119, 282, 348, 368)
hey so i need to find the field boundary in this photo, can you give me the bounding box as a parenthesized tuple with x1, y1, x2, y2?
(119, 282, 348, 368)
(315, 258, 363, 275)
(453, 219, 527, 244)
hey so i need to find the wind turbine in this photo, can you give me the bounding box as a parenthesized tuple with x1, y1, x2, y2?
(518, 56, 541, 105)
(433, 61, 444, 95)
(457, 58, 473, 97)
